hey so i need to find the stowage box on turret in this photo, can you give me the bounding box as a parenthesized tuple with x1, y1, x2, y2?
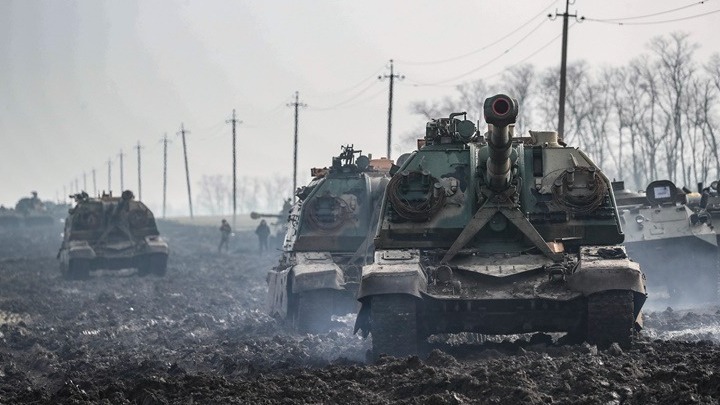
(267, 146, 391, 333)
(58, 191, 169, 279)
(354, 94, 647, 358)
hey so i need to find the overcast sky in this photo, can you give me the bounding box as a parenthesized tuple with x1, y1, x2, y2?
(1, 0, 718, 212)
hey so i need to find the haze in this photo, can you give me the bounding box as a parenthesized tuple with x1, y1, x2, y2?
(1, 0, 718, 213)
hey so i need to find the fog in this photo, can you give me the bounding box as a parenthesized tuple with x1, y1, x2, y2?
(2, 0, 719, 214)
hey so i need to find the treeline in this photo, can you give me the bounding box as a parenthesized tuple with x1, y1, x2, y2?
(409, 32, 720, 191)
(193, 174, 291, 216)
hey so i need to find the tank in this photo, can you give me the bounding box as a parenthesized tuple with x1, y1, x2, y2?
(14, 192, 54, 226)
(0, 206, 21, 228)
(57, 190, 169, 280)
(613, 180, 718, 306)
(354, 94, 647, 358)
(267, 146, 391, 333)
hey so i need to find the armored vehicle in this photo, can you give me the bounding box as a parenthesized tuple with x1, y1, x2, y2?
(354, 94, 647, 358)
(0, 206, 21, 228)
(267, 146, 391, 333)
(14, 192, 54, 226)
(613, 180, 718, 306)
(58, 191, 169, 280)
(251, 198, 293, 248)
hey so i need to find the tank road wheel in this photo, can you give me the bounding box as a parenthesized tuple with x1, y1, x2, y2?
(296, 290, 334, 334)
(138, 254, 168, 277)
(65, 259, 91, 281)
(587, 290, 635, 349)
(370, 294, 420, 359)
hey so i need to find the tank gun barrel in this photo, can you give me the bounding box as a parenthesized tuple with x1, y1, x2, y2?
(483, 94, 518, 191)
(250, 212, 283, 220)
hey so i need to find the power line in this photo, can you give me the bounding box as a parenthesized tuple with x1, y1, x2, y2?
(226, 109, 242, 228)
(134, 141, 143, 201)
(287, 92, 307, 200)
(550, 0, 583, 138)
(403, 22, 573, 89)
(396, 0, 558, 66)
(177, 123, 193, 219)
(306, 65, 386, 97)
(118, 149, 125, 191)
(587, 8, 720, 25)
(585, 0, 713, 22)
(160, 134, 171, 219)
(309, 80, 381, 111)
(406, 19, 549, 87)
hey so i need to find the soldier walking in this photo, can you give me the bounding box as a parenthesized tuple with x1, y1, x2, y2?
(255, 219, 271, 255)
(218, 219, 232, 253)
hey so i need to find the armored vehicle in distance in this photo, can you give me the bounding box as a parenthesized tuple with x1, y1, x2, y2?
(58, 191, 169, 280)
(355, 94, 647, 358)
(14, 192, 54, 226)
(614, 180, 718, 306)
(267, 146, 391, 333)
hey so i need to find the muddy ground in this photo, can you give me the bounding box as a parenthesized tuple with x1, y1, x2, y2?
(0, 221, 719, 404)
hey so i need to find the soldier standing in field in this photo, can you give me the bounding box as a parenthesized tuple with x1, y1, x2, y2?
(218, 219, 232, 253)
(255, 219, 271, 255)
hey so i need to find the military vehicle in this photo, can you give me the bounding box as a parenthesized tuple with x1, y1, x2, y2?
(0, 206, 21, 228)
(354, 94, 647, 358)
(267, 146, 391, 333)
(251, 198, 293, 248)
(613, 180, 718, 306)
(14, 192, 54, 226)
(57, 190, 169, 280)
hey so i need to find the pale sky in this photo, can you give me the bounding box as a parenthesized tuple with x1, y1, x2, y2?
(1, 0, 718, 213)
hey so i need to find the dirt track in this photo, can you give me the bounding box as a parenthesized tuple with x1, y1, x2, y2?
(0, 221, 719, 404)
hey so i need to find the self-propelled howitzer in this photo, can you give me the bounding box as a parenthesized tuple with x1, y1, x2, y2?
(355, 94, 647, 358)
(267, 146, 391, 333)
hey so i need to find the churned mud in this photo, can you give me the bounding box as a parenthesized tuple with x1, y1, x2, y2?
(0, 221, 718, 404)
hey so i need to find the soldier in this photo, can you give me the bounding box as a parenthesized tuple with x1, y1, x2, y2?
(255, 219, 271, 255)
(218, 219, 232, 253)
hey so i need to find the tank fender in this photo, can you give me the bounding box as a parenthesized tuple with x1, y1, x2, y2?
(143, 235, 169, 255)
(66, 240, 96, 260)
(568, 245, 647, 298)
(291, 252, 344, 293)
(357, 250, 427, 300)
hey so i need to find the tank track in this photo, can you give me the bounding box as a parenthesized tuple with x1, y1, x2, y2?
(64, 259, 90, 280)
(138, 254, 168, 277)
(587, 290, 635, 348)
(296, 290, 334, 334)
(370, 294, 420, 359)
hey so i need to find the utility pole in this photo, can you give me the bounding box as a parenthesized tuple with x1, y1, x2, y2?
(134, 141, 143, 201)
(379, 59, 404, 160)
(118, 150, 125, 191)
(107, 158, 113, 194)
(550, 0, 583, 138)
(92, 168, 97, 197)
(83, 172, 87, 192)
(161, 133, 171, 218)
(75, 178, 79, 194)
(226, 109, 242, 228)
(287, 91, 307, 200)
(178, 123, 193, 218)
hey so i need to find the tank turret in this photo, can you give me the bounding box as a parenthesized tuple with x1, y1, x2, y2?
(355, 94, 647, 359)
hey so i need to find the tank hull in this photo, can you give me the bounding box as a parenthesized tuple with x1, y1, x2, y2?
(357, 246, 646, 357)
